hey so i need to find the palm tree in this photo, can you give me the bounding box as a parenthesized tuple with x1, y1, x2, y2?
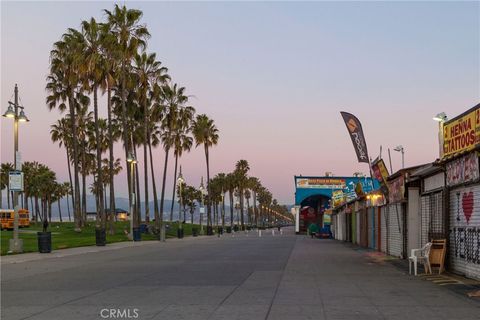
(62, 182, 72, 222)
(104, 4, 150, 221)
(79, 17, 107, 231)
(159, 83, 188, 223)
(234, 159, 250, 229)
(169, 105, 195, 221)
(47, 31, 85, 231)
(133, 51, 169, 224)
(248, 177, 261, 225)
(50, 118, 75, 218)
(0, 163, 14, 209)
(192, 114, 219, 234)
(225, 172, 236, 227)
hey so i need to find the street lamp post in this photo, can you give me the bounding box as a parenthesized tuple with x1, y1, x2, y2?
(177, 167, 185, 238)
(3, 84, 29, 253)
(127, 153, 137, 241)
(394, 145, 405, 169)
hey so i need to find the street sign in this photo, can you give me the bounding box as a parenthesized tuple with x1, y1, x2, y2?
(200, 207, 205, 214)
(9, 171, 24, 192)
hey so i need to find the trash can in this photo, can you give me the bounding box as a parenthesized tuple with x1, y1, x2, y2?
(133, 227, 141, 241)
(37, 232, 52, 253)
(217, 226, 223, 235)
(177, 228, 184, 239)
(139, 224, 148, 233)
(206, 226, 213, 236)
(95, 228, 106, 246)
(192, 228, 198, 237)
(233, 225, 239, 232)
(226, 226, 232, 233)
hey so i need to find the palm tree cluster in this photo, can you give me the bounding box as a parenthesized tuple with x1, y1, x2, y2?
(1, 162, 72, 223)
(206, 159, 291, 229)
(45, 4, 219, 235)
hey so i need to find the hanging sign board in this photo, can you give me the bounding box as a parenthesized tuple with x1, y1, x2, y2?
(443, 105, 480, 159)
(9, 171, 24, 192)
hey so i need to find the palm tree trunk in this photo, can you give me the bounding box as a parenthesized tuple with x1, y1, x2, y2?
(170, 154, 178, 221)
(93, 86, 105, 229)
(240, 191, 244, 228)
(0, 188, 2, 209)
(246, 197, 250, 226)
(133, 144, 141, 227)
(66, 150, 75, 219)
(107, 85, 116, 235)
(205, 146, 211, 228)
(222, 195, 226, 229)
(143, 102, 150, 223)
(159, 148, 169, 226)
(120, 73, 132, 231)
(35, 196, 39, 222)
(148, 135, 160, 231)
(58, 199, 63, 222)
(81, 142, 87, 226)
(190, 209, 194, 225)
(68, 96, 82, 232)
(229, 190, 234, 227)
(66, 193, 71, 222)
(253, 191, 257, 226)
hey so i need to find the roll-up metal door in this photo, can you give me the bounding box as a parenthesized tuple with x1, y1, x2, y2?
(352, 212, 357, 244)
(368, 207, 374, 248)
(420, 191, 446, 247)
(387, 203, 405, 258)
(449, 185, 480, 280)
(381, 206, 387, 253)
(360, 208, 368, 247)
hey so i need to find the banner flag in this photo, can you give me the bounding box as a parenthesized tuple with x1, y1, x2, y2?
(340, 112, 370, 163)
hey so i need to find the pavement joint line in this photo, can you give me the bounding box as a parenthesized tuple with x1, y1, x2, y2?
(264, 236, 301, 320)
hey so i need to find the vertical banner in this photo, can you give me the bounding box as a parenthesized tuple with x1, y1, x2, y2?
(340, 112, 370, 163)
(371, 158, 390, 195)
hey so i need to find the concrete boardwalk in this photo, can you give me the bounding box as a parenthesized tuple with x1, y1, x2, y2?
(1, 228, 479, 320)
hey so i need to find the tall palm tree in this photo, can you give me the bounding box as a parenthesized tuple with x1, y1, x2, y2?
(50, 118, 75, 216)
(169, 106, 195, 221)
(133, 51, 169, 223)
(104, 4, 150, 220)
(192, 114, 219, 234)
(47, 31, 86, 231)
(79, 17, 107, 230)
(225, 172, 236, 227)
(159, 83, 188, 223)
(234, 159, 250, 229)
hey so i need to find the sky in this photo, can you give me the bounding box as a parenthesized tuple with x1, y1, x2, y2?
(1, 1, 479, 204)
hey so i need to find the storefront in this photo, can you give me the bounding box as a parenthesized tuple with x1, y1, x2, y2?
(441, 103, 480, 280)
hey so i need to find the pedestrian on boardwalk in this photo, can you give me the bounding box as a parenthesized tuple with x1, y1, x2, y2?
(308, 223, 318, 239)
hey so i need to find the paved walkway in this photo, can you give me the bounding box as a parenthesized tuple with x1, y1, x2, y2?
(1, 228, 479, 320)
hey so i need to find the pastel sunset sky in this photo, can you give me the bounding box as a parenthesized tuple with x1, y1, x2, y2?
(1, 1, 479, 204)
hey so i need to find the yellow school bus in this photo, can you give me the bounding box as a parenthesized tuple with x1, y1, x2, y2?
(0, 209, 30, 230)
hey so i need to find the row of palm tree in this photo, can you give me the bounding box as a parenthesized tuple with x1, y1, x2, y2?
(0, 162, 71, 223)
(170, 159, 292, 230)
(45, 4, 220, 236)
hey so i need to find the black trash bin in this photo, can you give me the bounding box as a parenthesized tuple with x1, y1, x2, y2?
(233, 225, 239, 232)
(95, 228, 106, 246)
(226, 226, 232, 233)
(206, 226, 213, 236)
(217, 226, 223, 235)
(192, 228, 198, 237)
(177, 228, 184, 239)
(37, 232, 52, 253)
(133, 227, 141, 241)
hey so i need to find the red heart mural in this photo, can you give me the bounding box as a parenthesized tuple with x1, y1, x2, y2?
(462, 192, 474, 224)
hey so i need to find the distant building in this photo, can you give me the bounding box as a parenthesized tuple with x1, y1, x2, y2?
(86, 208, 129, 222)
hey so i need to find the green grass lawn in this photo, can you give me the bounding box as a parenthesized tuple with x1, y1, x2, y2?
(0, 221, 202, 255)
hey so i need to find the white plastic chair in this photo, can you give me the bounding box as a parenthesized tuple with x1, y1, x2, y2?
(409, 242, 432, 276)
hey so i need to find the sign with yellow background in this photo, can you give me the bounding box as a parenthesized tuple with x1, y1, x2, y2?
(443, 106, 480, 158)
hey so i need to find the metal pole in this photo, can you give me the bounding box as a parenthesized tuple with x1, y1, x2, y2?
(402, 149, 405, 169)
(10, 84, 23, 253)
